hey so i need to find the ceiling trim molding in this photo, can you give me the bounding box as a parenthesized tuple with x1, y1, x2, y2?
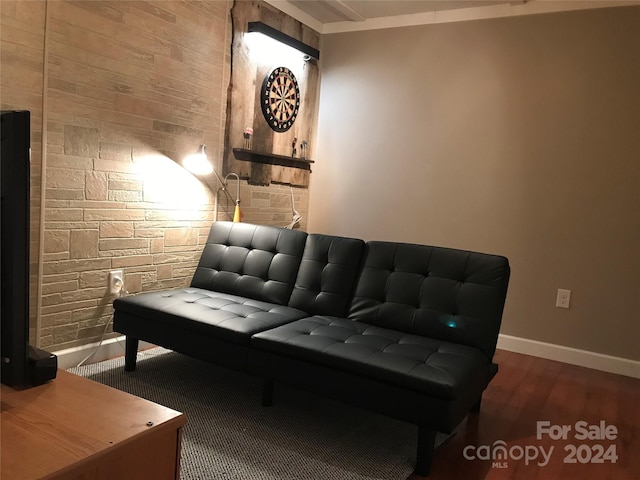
(324, 1, 367, 22)
(266, 0, 639, 35)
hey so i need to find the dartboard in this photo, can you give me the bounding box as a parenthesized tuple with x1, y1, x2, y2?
(260, 67, 300, 133)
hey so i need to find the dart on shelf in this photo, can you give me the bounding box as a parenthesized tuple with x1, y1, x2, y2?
(243, 127, 253, 150)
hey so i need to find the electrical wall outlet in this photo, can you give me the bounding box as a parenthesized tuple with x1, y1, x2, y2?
(556, 289, 571, 309)
(109, 270, 124, 295)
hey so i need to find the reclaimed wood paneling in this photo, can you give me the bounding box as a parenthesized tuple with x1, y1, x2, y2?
(223, 1, 319, 187)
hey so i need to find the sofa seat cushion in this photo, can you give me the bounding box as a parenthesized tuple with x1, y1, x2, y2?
(251, 316, 489, 400)
(114, 287, 307, 345)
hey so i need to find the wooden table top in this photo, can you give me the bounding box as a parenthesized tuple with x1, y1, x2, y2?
(1, 369, 185, 480)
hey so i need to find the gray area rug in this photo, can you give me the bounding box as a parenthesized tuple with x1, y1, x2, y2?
(69, 348, 452, 480)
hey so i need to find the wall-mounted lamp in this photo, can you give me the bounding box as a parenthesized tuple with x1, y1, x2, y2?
(183, 144, 242, 222)
(183, 144, 213, 175)
(247, 21, 320, 61)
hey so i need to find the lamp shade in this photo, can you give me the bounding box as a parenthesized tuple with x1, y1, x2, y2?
(247, 21, 319, 60)
(183, 144, 213, 175)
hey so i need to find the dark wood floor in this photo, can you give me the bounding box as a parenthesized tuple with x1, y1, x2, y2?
(410, 349, 640, 480)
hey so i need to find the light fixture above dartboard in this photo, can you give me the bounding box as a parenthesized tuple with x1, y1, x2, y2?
(260, 66, 300, 133)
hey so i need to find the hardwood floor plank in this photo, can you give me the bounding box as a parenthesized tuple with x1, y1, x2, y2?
(409, 349, 640, 480)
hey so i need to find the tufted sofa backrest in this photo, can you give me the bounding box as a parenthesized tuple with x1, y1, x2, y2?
(348, 241, 510, 359)
(288, 234, 365, 317)
(191, 222, 307, 305)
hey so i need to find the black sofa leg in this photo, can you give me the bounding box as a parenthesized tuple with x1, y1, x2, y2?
(262, 378, 274, 407)
(124, 336, 139, 372)
(414, 426, 436, 477)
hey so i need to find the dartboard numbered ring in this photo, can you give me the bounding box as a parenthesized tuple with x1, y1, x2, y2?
(260, 67, 300, 133)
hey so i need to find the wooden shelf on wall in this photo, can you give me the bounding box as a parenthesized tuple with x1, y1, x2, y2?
(232, 148, 314, 171)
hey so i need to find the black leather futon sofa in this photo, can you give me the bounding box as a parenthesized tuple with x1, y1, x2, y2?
(113, 221, 510, 476)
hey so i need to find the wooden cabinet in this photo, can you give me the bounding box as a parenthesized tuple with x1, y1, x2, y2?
(1, 370, 185, 480)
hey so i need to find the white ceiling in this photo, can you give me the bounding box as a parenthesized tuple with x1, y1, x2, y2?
(288, 0, 514, 23)
(264, 0, 640, 33)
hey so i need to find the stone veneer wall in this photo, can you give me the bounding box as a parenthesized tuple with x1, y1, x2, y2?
(1, 0, 309, 353)
(1, 1, 46, 345)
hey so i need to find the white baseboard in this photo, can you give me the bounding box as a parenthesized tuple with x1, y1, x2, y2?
(497, 334, 640, 379)
(54, 336, 155, 370)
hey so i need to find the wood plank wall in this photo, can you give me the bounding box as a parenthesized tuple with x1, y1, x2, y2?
(223, 1, 320, 188)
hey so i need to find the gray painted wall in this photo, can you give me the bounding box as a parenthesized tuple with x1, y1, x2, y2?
(310, 6, 640, 360)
